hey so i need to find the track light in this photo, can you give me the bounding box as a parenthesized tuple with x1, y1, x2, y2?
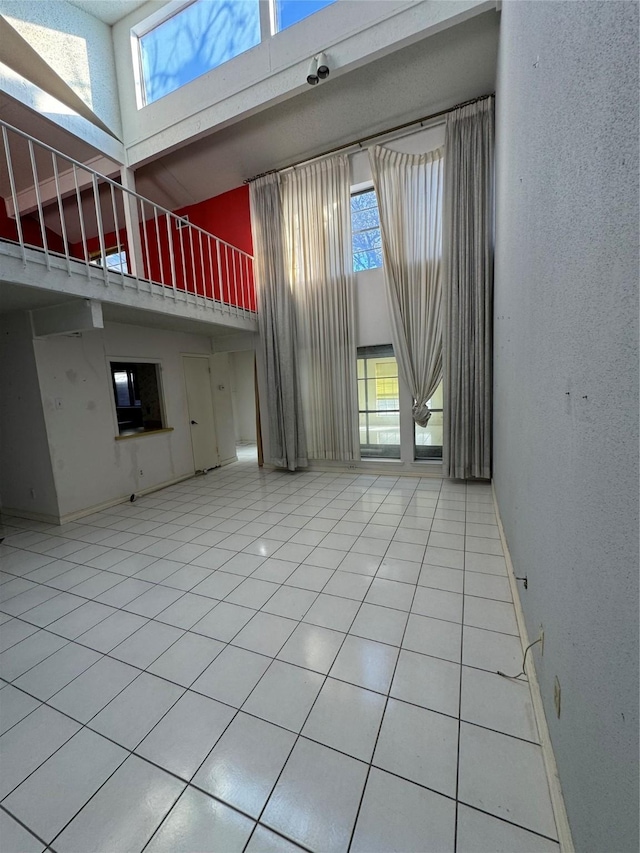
(307, 56, 319, 86)
(317, 52, 330, 79)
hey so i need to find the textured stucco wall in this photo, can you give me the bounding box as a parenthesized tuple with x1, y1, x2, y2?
(494, 3, 639, 852)
(0, 0, 122, 138)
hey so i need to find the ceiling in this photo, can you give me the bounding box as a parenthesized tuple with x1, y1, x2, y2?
(0, 9, 499, 238)
(134, 10, 500, 208)
(67, 0, 150, 26)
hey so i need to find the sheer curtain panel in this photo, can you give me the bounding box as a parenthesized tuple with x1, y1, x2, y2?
(369, 145, 444, 428)
(442, 96, 494, 480)
(281, 155, 359, 461)
(249, 174, 307, 471)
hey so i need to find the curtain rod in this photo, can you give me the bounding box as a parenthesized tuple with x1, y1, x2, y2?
(244, 92, 493, 184)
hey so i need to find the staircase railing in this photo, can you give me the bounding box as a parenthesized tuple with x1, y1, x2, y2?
(0, 119, 256, 319)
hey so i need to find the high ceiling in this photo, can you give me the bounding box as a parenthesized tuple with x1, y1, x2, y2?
(67, 0, 150, 26)
(134, 10, 500, 209)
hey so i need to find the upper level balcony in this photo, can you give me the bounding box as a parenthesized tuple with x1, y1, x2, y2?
(0, 120, 257, 335)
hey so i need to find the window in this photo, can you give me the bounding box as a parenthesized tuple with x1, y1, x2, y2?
(110, 362, 165, 436)
(414, 381, 443, 460)
(271, 0, 336, 33)
(358, 345, 400, 458)
(351, 189, 383, 272)
(139, 0, 261, 105)
(92, 249, 128, 274)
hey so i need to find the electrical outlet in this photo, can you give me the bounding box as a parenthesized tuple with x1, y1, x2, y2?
(553, 676, 561, 718)
(139, 469, 144, 476)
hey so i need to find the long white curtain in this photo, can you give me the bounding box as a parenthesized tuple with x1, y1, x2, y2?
(281, 156, 359, 461)
(442, 97, 494, 480)
(369, 145, 444, 427)
(249, 174, 307, 471)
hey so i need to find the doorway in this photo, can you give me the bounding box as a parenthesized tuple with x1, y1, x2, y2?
(183, 356, 220, 473)
(228, 350, 259, 464)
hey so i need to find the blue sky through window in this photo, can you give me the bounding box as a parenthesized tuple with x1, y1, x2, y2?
(140, 0, 261, 104)
(274, 0, 336, 32)
(351, 189, 383, 271)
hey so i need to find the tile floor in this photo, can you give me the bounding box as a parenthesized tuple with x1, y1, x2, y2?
(0, 454, 559, 853)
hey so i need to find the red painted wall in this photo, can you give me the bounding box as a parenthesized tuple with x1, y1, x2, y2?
(141, 184, 255, 310)
(1, 185, 255, 311)
(0, 202, 66, 255)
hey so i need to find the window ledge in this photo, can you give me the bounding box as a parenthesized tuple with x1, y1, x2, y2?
(115, 427, 174, 441)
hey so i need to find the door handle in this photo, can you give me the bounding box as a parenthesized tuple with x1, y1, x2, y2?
(191, 420, 198, 425)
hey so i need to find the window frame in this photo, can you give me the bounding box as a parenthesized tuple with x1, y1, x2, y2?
(91, 247, 128, 274)
(414, 382, 443, 461)
(357, 344, 401, 460)
(108, 357, 169, 438)
(350, 186, 383, 273)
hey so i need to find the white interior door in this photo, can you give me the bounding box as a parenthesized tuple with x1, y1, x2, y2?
(183, 356, 220, 472)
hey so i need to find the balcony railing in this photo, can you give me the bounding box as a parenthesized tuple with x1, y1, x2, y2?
(0, 119, 256, 319)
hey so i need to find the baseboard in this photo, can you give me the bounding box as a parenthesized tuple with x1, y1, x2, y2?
(219, 456, 238, 467)
(491, 482, 575, 853)
(0, 506, 60, 525)
(54, 472, 198, 525)
(262, 460, 444, 477)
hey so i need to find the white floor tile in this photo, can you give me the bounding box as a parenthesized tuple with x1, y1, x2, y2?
(461, 667, 539, 742)
(403, 613, 462, 662)
(412, 586, 463, 623)
(285, 564, 334, 590)
(262, 737, 368, 853)
(136, 690, 234, 779)
(0, 808, 46, 853)
(243, 659, 324, 731)
(147, 631, 224, 686)
(424, 546, 465, 570)
(145, 786, 254, 853)
(464, 595, 519, 635)
(418, 564, 464, 593)
(364, 577, 414, 611)
(110, 620, 183, 668)
(192, 645, 271, 707)
(155, 592, 216, 629)
(262, 585, 318, 620)
(89, 672, 183, 748)
(464, 571, 512, 601)
(53, 755, 184, 853)
(458, 722, 557, 839)
(76, 609, 147, 651)
(193, 711, 296, 817)
(376, 557, 421, 584)
(351, 767, 455, 853)
(233, 611, 298, 657)
(302, 677, 385, 761)
(0, 683, 41, 735)
(245, 825, 306, 853)
(456, 804, 559, 852)
(329, 635, 398, 694)
(4, 728, 127, 843)
(302, 593, 360, 632)
(465, 552, 508, 576)
(49, 655, 139, 722)
(225, 578, 279, 609)
(373, 697, 458, 797)
(277, 622, 344, 673)
(14, 642, 101, 700)
(462, 625, 522, 673)
(0, 618, 39, 652)
(192, 600, 255, 641)
(0, 704, 80, 798)
(0, 630, 68, 680)
(390, 649, 460, 717)
(349, 602, 408, 646)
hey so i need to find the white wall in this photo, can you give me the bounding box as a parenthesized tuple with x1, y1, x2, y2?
(31, 320, 236, 520)
(0, 0, 123, 151)
(0, 311, 59, 520)
(112, 0, 486, 165)
(229, 350, 257, 442)
(494, 3, 639, 851)
(210, 351, 238, 465)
